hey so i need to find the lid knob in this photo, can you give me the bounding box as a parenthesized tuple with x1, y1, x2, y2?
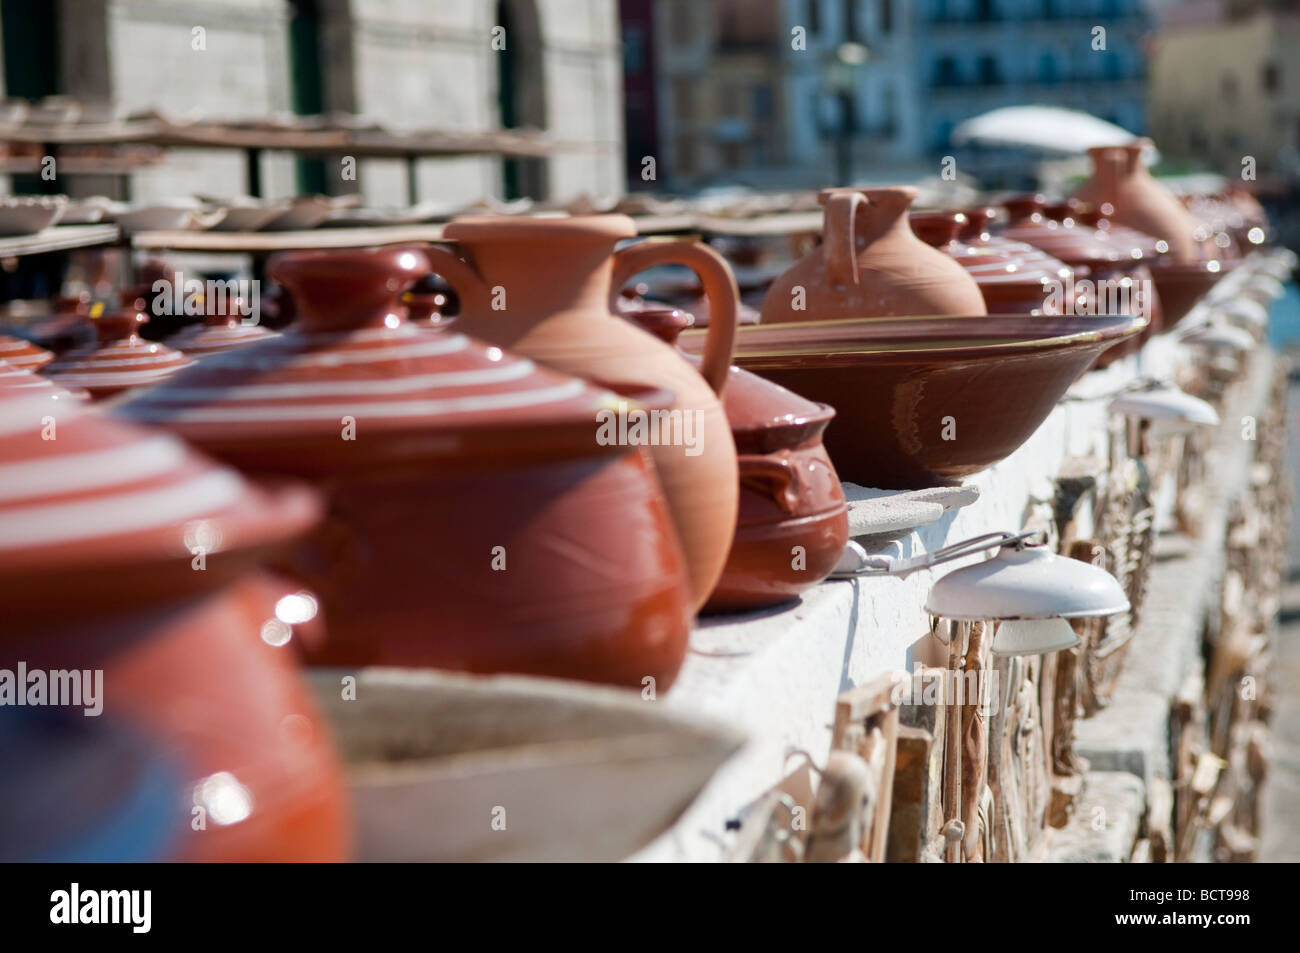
(267, 246, 431, 332)
(95, 299, 148, 342)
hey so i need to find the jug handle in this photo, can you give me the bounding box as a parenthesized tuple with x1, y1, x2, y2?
(610, 239, 739, 395)
(824, 190, 866, 287)
(422, 244, 491, 312)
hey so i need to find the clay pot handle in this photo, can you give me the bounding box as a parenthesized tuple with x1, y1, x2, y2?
(738, 454, 800, 515)
(610, 239, 739, 395)
(422, 244, 492, 314)
(823, 190, 866, 287)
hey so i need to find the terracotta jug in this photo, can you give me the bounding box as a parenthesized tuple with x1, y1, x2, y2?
(0, 391, 348, 861)
(761, 186, 987, 323)
(1074, 140, 1203, 264)
(118, 246, 695, 690)
(428, 215, 741, 611)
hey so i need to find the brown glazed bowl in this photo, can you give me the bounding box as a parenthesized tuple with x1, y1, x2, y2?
(681, 314, 1144, 489)
(627, 308, 849, 612)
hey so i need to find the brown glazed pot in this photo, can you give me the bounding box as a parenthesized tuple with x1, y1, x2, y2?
(167, 296, 279, 356)
(117, 246, 694, 690)
(44, 299, 192, 399)
(1074, 140, 1204, 264)
(682, 314, 1144, 489)
(1027, 198, 1166, 360)
(629, 309, 849, 612)
(910, 210, 1070, 316)
(0, 391, 348, 861)
(762, 186, 987, 322)
(429, 214, 740, 612)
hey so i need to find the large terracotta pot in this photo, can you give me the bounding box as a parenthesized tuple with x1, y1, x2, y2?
(118, 246, 694, 690)
(44, 298, 192, 400)
(629, 309, 849, 612)
(1074, 140, 1204, 264)
(0, 392, 348, 861)
(761, 186, 987, 323)
(429, 214, 740, 612)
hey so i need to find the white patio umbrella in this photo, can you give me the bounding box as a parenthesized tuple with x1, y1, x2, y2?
(951, 105, 1155, 159)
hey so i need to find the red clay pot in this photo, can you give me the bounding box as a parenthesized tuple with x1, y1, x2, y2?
(44, 299, 192, 400)
(0, 392, 348, 861)
(117, 246, 694, 690)
(168, 295, 278, 357)
(628, 308, 849, 612)
(911, 209, 1070, 316)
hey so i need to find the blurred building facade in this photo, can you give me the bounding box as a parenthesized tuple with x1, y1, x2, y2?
(624, 0, 1152, 191)
(1148, 0, 1300, 183)
(0, 0, 625, 204)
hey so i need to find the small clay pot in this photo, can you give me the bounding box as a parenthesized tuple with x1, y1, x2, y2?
(628, 308, 849, 611)
(44, 299, 192, 399)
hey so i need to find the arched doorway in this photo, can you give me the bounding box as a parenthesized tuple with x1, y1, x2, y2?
(495, 0, 547, 199)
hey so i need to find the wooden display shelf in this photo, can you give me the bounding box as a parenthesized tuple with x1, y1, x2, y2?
(0, 224, 119, 257)
(129, 223, 448, 252)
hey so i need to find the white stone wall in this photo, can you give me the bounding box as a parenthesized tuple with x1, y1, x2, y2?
(2, 0, 623, 205)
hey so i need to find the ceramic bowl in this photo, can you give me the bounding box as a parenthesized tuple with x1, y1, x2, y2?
(0, 196, 67, 235)
(681, 314, 1144, 489)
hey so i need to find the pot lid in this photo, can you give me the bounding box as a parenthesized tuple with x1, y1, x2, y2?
(915, 209, 1068, 286)
(116, 246, 636, 467)
(0, 333, 53, 371)
(44, 299, 192, 396)
(0, 358, 85, 404)
(0, 389, 319, 574)
(1004, 195, 1164, 267)
(167, 295, 279, 356)
(622, 306, 832, 445)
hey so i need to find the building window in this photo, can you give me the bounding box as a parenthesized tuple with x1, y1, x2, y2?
(1263, 62, 1280, 93)
(975, 0, 996, 22)
(623, 25, 646, 75)
(1221, 73, 1238, 103)
(807, 0, 821, 34)
(880, 0, 893, 34)
(1038, 52, 1059, 85)
(934, 56, 960, 87)
(977, 55, 1000, 85)
(845, 0, 859, 41)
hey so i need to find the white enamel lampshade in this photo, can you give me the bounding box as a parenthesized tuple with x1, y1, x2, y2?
(1108, 384, 1219, 430)
(991, 618, 1081, 657)
(1182, 323, 1254, 353)
(925, 545, 1129, 623)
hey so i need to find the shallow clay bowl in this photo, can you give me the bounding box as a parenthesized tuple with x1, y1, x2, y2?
(681, 313, 1143, 489)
